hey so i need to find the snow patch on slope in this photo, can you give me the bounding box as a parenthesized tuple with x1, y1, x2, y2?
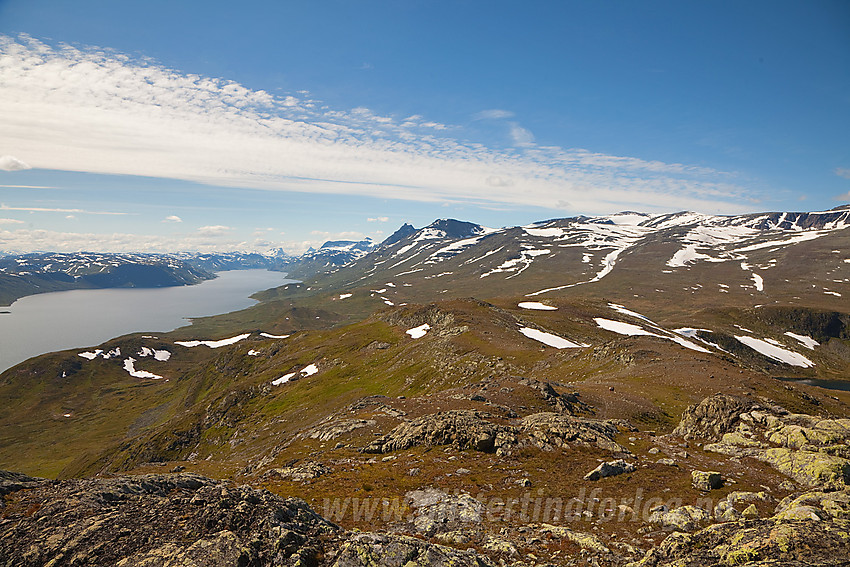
(518, 302, 558, 311)
(406, 324, 430, 339)
(519, 327, 588, 349)
(122, 358, 164, 380)
(176, 333, 251, 348)
(735, 336, 814, 367)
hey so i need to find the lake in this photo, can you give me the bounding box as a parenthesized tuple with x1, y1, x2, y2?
(0, 270, 295, 374)
(775, 376, 850, 392)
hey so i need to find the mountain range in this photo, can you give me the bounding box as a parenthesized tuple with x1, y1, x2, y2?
(1, 206, 849, 566)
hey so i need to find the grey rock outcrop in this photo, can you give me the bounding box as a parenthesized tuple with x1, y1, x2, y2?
(0, 470, 46, 499)
(333, 532, 495, 567)
(299, 418, 377, 442)
(774, 488, 850, 521)
(362, 410, 503, 454)
(675, 394, 850, 489)
(517, 377, 592, 415)
(404, 488, 484, 536)
(519, 412, 632, 455)
(264, 461, 331, 482)
(672, 393, 758, 441)
(713, 491, 774, 522)
(362, 410, 631, 456)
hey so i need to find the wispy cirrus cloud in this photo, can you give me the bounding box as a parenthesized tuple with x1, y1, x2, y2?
(473, 109, 515, 120)
(0, 35, 760, 215)
(0, 204, 129, 215)
(835, 167, 850, 180)
(0, 226, 265, 253)
(0, 185, 59, 189)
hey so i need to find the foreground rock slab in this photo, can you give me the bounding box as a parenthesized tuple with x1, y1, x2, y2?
(628, 518, 850, 566)
(0, 472, 497, 567)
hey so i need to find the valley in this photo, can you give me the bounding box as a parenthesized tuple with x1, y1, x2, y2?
(1, 207, 849, 566)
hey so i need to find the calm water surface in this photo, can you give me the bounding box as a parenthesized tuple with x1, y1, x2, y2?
(0, 270, 294, 373)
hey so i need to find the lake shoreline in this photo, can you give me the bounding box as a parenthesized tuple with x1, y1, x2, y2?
(0, 270, 295, 374)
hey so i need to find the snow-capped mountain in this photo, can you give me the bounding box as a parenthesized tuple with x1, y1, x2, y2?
(174, 251, 290, 272)
(0, 252, 214, 306)
(306, 207, 850, 310)
(281, 238, 375, 279)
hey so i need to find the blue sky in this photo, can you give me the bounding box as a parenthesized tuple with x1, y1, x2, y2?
(0, 0, 848, 253)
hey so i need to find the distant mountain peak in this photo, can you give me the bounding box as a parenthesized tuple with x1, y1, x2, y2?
(421, 219, 484, 239)
(380, 223, 417, 247)
(319, 238, 373, 252)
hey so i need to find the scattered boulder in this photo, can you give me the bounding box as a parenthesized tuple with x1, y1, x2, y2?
(690, 470, 723, 491)
(584, 459, 636, 481)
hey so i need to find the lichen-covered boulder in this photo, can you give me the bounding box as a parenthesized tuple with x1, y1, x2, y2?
(648, 505, 711, 532)
(774, 489, 850, 520)
(332, 532, 496, 567)
(673, 394, 758, 441)
(691, 470, 723, 491)
(759, 448, 850, 489)
(404, 488, 484, 536)
(680, 395, 850, 490)
(628, 518, 850, 566)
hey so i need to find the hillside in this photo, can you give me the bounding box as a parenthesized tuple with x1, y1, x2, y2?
(1, 207, 849, 566)
(0, 252, 214, 306)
